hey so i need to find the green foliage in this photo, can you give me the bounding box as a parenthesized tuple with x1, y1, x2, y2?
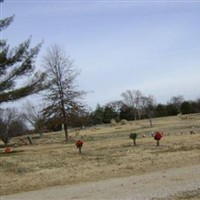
(0, 16, 45, 144)
(155, 104, 168, 117)
(89, 103, 119, 125)
(87, 96, 200, 126)
(103, 105, 118, 124)
(166, 104, 178, 116)
(90, 104, 104, 125)
(130, 133, 137, 140)
(180, 101, 200, 114)
(180, 101, 192, 114)
(0, 16, 45, 104)
(130, 133, 137, 146)
(120, 105, 135, 121)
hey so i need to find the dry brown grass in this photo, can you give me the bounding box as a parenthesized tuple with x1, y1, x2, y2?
(0, 114, 200, 195)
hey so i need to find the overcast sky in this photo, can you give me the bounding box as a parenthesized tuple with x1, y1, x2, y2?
(1, 0, 200, 109)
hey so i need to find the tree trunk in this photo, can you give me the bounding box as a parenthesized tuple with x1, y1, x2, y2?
(38, 128, 43, 138)
(134, 110, 137, 121)
(3, 132, 9, 147)
(61, 99, 68, 143)
(138, 110, 141, 120)
(157, 140, 159, 146)
(149, 118, 153, 127)
(64, 123, 68, 143)
(133, 139, 136, 146)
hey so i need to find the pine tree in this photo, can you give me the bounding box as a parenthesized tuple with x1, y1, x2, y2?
(0, 16, 45, 104)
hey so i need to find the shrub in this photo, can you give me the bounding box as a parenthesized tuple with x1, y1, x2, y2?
(110, 119, 117, 126)
(121, 119, 128, 125)
(130, 133, 137, 146)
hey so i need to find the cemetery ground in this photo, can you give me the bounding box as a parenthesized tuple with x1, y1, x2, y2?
(0, 114, 200, 199)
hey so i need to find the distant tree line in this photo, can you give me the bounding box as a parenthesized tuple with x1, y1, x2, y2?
(87, 94, 200, 126)
(19, 93, 200, 134)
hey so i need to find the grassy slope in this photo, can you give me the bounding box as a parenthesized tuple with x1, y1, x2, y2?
(0, 114, 200, 195)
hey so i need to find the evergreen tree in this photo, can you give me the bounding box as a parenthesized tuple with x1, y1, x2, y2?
(155, 104, 167, 117)
(0, 16, 45, 104)
(90, 104, 104, 125)
(103, 105, 118, 124)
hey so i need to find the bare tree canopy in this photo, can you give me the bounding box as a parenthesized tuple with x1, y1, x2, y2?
(121, 89, 156, 126)
(42, 44, 86, 142)
(0, 108, 27, 145)
(22, 101, 46, 136)
(169, 95, 184, 113)
(121, 89, 143, 120)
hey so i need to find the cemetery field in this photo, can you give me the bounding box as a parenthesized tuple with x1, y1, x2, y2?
(0, 114, 200, 196)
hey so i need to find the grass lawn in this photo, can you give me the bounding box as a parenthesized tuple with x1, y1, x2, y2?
(0, 114, 200, 195)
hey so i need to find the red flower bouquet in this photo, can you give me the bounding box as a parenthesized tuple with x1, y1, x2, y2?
(154, 132, 162, 141)
(154, 131, 163, 146)
(3, 147, 12, 153)
(76, 140, 83, 153)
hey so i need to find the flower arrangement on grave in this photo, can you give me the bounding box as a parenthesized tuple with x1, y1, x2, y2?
(76, 140, 83, 154)
(129, 133, 137, 146)
(3, 147, 12, 153)
(154, 131, 163, 146)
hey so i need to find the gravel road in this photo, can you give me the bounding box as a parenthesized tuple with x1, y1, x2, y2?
(1, 164, 200, 200)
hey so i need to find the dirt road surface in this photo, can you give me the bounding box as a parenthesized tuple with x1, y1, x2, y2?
(1, 164, 200, 200)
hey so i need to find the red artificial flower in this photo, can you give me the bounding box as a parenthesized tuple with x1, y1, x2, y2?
(3, 147, 12, 153)
(76, 140, 83, 148)
(154, 132, 163, 141)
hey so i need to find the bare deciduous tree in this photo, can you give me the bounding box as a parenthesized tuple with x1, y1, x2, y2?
(0, 108, 27, 145)
(140, 95, 156, 127)
(42, 44, 86, 142)
(121, 89, 142, 120)
(22, 101, 45, 137)
(170, 95, 184, 113)
(121, 89, 155, 126)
